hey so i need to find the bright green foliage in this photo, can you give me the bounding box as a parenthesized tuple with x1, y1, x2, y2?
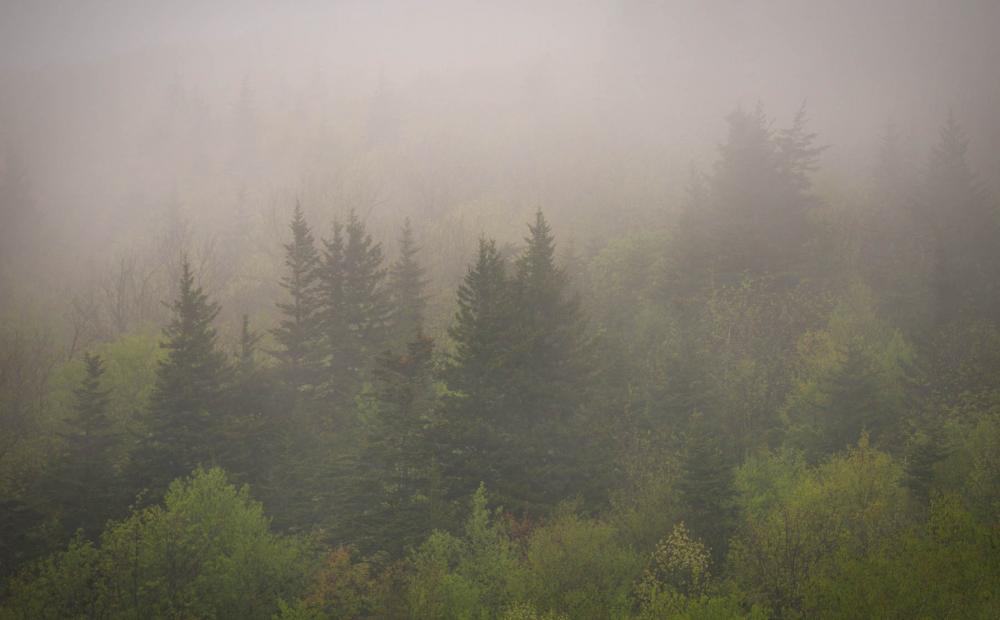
(518, 511, 642, 619)
(405, 485, 521, 619)
(1, 468, 311, 619)
(783, 285, 912, 459)
(134, 259, 230, 496)
(730, 438, 910, 616)
(801, 492, 1000, 619)
(272, 202, 323, 385)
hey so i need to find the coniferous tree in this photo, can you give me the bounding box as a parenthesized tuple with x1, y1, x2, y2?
(386, 218, 428, 347)
(52, 352, 118, 538)
(441, 237, 515, 503)
(919, 115, 999, 325)
(676, 411, 736, 564)
(135, 259, 229, 496)
(351, 332, 442, 554)
(704, 104, 824, 286)
(272, 202, 322, 387)
(315, 211, 390, 410)
(511, 210, 592, 419)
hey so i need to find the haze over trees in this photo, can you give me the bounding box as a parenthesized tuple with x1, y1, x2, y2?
(2, 1, 1000, 618)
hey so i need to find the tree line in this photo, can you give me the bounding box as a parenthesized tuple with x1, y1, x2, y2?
(1, 106, 999, 618)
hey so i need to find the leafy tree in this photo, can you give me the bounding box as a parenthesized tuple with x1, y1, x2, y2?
(2, 468, 312, 620)
(133, 259, 229, 496)
(518, 511, 642, 619)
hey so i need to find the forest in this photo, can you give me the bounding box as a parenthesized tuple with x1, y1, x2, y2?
(1, 2, 999, 619)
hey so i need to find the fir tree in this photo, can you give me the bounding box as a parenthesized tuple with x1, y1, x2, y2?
(386, 218, 428, 346)
(135, 258, 229, 496)
(271, 202, 322, 385)
(441, 238, 515, 504)
(511, 210, 592, 420)
(351, 332, 442, 554)
(315, 211, 390, 410)
(676, 411, 736, 564)
(919, 114, 999, 324)
(53, 352, 118, 538)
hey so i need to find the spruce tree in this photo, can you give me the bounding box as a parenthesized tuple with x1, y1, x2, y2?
(511, 210, 592, 419)
(315, 211, 390, 410)
(386, 218, 428, 346)
(352, 332, 441, 554)
(441, 237, 515, 503)
(272, 202, 322, 387)
(919, 114, 999, 325)
(676, 411, 736, 564)
(53, 352, 118, 538)
(136, 259, 229, 496)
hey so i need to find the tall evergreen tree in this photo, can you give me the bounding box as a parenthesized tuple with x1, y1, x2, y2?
(705, 104, 824, 285)
(676, 411, 736, 565)
(919, 114, 999, 325)
(52, 352, 118, 539)
(441, 238, 515, 504)
(386, 218, 428, 347)
(350, 332, 442, 554)
(135, 259, 229, 496)
(511, 210, 593, 419)
(315, 211, 390, 410)
(271, 202, 322, 386)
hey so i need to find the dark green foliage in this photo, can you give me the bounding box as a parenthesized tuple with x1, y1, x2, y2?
(441, 237, 515, 503)
(49, 352, 119, 539)
(442, 214, 598, 514)
(272, 202, 323, 384)
(904, 427, 946, 506)
(675, 412, 736, 563)
(387, 218, 428, 346)
(351, 332, 443, 554)
(702, 104, 825, 285)
(315, 211, 390, 411)
(133, 259, 229, 496)
(918, 115, 1000, 325)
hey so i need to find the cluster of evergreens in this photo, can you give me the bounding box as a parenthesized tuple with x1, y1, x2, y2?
(1, 107, 999, 618)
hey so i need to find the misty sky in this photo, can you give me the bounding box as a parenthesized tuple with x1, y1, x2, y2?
(2, 0, 999, 294)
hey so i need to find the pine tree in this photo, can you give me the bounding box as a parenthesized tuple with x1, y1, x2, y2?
(511, 210, 592, 419)
(386, 218, 428, 347)
(676, 411, 736, 564)
(53, 352, 119, 538)
(135, 259, 229, 496)
(707, 104, 824, 285)
(351, 332, 442, 554)
(441, 237, 515, 503)
(271, 202, 322, 386)
(919, 114, 999, 325)
(315, 211, 390, 410)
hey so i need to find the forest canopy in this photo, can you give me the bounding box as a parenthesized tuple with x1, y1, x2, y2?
(1, 1, 1000, 618)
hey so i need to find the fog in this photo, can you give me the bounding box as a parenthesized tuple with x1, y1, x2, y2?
(2, 0, 999, 315)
